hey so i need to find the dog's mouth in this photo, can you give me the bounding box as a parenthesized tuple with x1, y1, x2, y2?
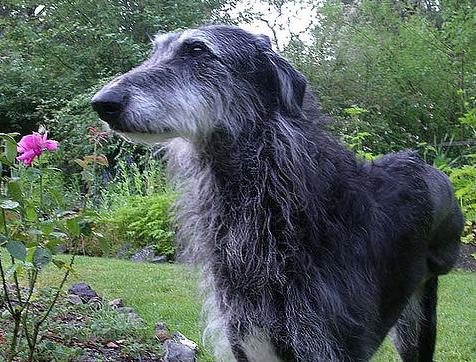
(116, 129, 179, 146)
(102, 122, 179, 145)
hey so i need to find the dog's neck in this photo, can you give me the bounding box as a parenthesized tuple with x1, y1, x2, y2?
(190, 116, 354, 290)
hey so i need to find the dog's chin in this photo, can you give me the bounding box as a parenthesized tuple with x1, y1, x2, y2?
(115, 131, 180, 146)
(99, 121, 180, 145)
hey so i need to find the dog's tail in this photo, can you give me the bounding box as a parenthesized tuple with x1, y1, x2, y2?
(424, 165, 463, 274)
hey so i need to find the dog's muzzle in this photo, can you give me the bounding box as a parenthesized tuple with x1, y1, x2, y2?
(91, 89, 125, 130)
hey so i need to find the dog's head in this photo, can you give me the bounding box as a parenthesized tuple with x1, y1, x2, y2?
(91, 25, 307, 144)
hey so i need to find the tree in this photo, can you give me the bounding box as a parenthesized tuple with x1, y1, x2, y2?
(0, 0, 227, 134)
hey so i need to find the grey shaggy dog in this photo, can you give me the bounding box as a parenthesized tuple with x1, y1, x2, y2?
(91, 25, 463, 362)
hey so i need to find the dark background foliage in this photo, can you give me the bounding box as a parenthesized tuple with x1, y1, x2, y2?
(0, 0, 226, 135)
(1, 0, 475, 253)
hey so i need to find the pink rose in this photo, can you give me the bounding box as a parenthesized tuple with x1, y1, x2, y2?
(16, 132, 59, 166)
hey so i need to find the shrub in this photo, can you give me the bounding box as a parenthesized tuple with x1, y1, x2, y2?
(0, 130, 86, 362)
(107, 193, 177, 259)
(448, 165, 476, 244)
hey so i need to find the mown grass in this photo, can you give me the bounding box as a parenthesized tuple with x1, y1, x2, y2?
(1, 254, 475, 361)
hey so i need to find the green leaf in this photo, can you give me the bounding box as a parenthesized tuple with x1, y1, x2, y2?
(26, 246, 37, 263)
(27, 228, 43, 237)
(5, 138, 17, 164)
(5, 263, 23, 279)
(66, 217, 80, 237)
(7, 179, 23, 203)
(0, 200, 20, 209)
(40, 221, 54, 236)
(6, 240, 27, 260)
(33, 247, 52, 268)
(50, 231, 67, 239)
(0, 154, 12, 166)
(52, 259, 66, 269)
(25, 205, 37, 222)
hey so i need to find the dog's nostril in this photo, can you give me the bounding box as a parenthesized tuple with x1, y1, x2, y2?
(91, 90, 125, 126)
(97, 101, 121, 114)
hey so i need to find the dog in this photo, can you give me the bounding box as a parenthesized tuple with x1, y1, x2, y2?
(92, 25, 463, 361)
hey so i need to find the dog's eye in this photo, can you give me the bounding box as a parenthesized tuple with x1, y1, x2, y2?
(188, 43, 208, 57)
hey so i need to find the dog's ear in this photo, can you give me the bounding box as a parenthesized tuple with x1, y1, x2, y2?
(254, 35, 306, 116)
(267, 52, 307, 117)
(256, 34, 272, 49)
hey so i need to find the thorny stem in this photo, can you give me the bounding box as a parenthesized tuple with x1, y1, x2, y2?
(0, 210, 15, 315)
(20, 270, 38, 353)
(38, 155, 44, 211)
(7, 316, 21, 362)
(26, 254, 75, 361)
(11, 256, 23, 304)
(39, 254, 75, 326)
(0, 257, 14, 315)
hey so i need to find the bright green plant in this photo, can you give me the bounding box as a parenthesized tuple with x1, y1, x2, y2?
(449, 165, 476, 245)
(339, 107, 379, 160)
(0, 130, 86, 362)
(75, 126, 110, 205)
(110, 193, 177, 259)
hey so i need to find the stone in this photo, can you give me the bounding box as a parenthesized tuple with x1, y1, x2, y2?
(131, 245, 156, 263)
(115, 307, 135, 314)
(109, 298, 124, 309)
(127, 312, 142, 322)
(55, 244, 67, 254)
(172, 332, 198, 352)
(156, 330, 171, 343)
(163, 340, 196, 362)
(131, 245, 168, 263)
(87, 296, 103, 310)
(66, 294, 83, 305)
(106, 341, 119, 349)
(155, 322, 171, 342)
(115, 306, 143, 323)
(155, 322, 168, 332)
(68, 283, 100, 303)
(151, 255, 168, 263)
(116, 242, 133, 258)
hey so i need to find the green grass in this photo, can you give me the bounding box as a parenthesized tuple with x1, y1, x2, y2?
(2, 255, 475, 361)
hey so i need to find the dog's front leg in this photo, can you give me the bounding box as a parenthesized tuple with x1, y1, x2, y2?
(227, 324, 250, 362)
(230, 342, 250, 362)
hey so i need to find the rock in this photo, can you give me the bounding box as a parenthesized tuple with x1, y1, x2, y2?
(155, 323, 171, 342)
(163, 340, 196, 362)
(87, 296, 103, 310)
(131, 246, 156, 263)
(106, 341, 119, 349)
(131, 245, 168, 263)
(55, 244, 67, 254)
(68, 283, 100, 303)
(115, 307, 135, 314)
(172, 332, 198, 352)
(109, 298, 124, 309)
(156, 330, 171, 343)
(155, 322, 168, 332)
(116, 242, 133, 259)
(127, 312, 142, 322)
(66, 294, 83, 305)
(115, 306, 142, 323)
(151, 255, 168, 263)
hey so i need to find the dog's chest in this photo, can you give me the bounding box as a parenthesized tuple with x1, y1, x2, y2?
(240, 331, 283, 362)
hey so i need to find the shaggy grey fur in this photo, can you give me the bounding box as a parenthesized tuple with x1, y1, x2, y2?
(92, 25, 463, 362)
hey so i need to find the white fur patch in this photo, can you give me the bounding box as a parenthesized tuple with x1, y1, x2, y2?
(116, 131, 179, 145)
(241, 331, 283, 362)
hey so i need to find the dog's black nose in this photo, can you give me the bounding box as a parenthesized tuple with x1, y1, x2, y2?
(91, 90, 124, 128)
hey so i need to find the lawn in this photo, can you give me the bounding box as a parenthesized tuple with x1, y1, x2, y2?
(3, 255, 475, 361)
